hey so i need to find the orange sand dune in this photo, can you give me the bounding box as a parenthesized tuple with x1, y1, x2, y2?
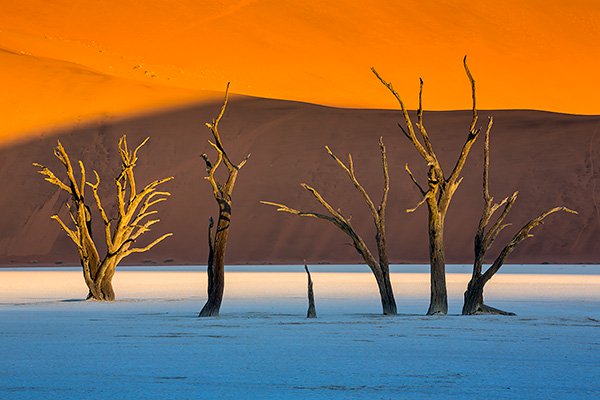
(0, 45, 210, 143)
(0, 1, 598, 143)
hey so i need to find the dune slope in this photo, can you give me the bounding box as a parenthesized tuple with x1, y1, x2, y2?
(0, 0, 598, 145)
(0, 97, 597, 266)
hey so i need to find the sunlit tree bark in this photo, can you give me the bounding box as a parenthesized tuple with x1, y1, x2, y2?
(34, 136, 173, 301)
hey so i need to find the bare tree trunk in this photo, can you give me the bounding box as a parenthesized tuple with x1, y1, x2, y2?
(462, 279, 484, 315)
(376, 269, 397, 316)
(83, 259, 117, 301)
(305, 265, 316, 318)
(462, 117, 576, 315)
(199, 272, 223, 317)
(427, 216, 448, 315)
(86, 279, 116, 301)
(98, 267, 116, 301)
(372, 58, 481, 315)
(198, 83, 250, 317)
(199, 204, 231, 317)
(462, 278, 514, 315)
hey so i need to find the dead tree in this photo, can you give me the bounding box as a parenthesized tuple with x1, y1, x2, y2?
(199, 83, 250, 317)
(462, 118, 577, 315)
(372, 57, 481, 315)
(262, 138, 397, 315)
(305, 264, 316, 318)
(34, 136, 173, 301)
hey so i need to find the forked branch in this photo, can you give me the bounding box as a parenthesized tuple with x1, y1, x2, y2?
(446, 57, 481, 187)
(481, 207, 577, 284)
(262, 139, 397, 315)
(464, 110, 577, 315)
(199, 83, 250, 317)
(34, 136, 173, 301)
(371, 68, 433, 165)
(373, 57, 486, 316)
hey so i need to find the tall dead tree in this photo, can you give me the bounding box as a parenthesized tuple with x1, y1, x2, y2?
(199, 83, 250, 317)
(462, 118, 577, 315)
(305, 264, 316, 318)
(262, 138, 397, 315)
(372, 57, 481, 315)
(34, 136, 173, 301)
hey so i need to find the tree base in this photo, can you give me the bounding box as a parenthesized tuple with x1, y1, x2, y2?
(463, 303, 515, 316)
(198, 301, 220, 317)
(426, 301, 448, 316)
(86, 296, 116, 302)
(198, 310, 219, 317)
(377, 274, 397, 316)
(427, 310, 446, 316)
(382, 304, 397, 316)
(462, 283, 515, 316)
(85, 284, 115, 302)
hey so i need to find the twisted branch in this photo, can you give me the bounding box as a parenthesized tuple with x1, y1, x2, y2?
(472, 116, 577, 281)
(481, 207, 577, 284)
(34, 136, 173, 300)
(262, 140, 390, 275)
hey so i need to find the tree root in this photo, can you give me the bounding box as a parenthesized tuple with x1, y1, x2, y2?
(474, 303, 516, 316)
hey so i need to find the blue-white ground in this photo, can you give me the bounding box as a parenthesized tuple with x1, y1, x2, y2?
(1, 266, 599, 399)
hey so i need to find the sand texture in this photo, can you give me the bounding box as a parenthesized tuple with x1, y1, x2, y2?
(1, 267, 599, 399)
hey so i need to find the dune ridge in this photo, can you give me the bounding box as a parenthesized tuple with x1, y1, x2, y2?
(1, 1, 599, 144)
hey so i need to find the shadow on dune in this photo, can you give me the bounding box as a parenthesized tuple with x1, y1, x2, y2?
(0, 96, 598, 266)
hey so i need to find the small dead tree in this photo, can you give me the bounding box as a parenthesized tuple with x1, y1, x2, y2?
(462, 118, 577, 315)
(305, 264, 316, 318)
(34, 136, 173, 301)
(262, 138, 397, 315)
(372, 57, 481, 315)
(199, 83, 250, 317)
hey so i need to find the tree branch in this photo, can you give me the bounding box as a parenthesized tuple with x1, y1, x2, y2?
(301, 183, 349, 224)
(405, 163, 426, 196)
(446, 57, 482, 186)
(483, 191, 518, 250)
(325, 145, 378, 220)
(371, 67, 433, 164)
(33, 163, 72, 194)
(202, 151, 221, 197)
(50, 214, 80, 247)
(481, 207, 577, 283)
(406, 191, 431, 213)
(416, 78, 436, 159)
(123, 233, 174, 257)
(205, 82, 238, 171)
(379, 137, 389, 214)
(464, 55, 478, 133)
(482, 117, 493, 202)
(260, 201, 339, 225)
(86, 170, 112, 247)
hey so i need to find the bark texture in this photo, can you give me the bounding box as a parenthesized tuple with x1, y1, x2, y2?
(199, 83, 250, 317)
(263, 138, 397, 316)
(462, 118, 577, 315)
(305, 264, 316, 318)
(34, 136, 173, 301)
(372, 57, 481, 315)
